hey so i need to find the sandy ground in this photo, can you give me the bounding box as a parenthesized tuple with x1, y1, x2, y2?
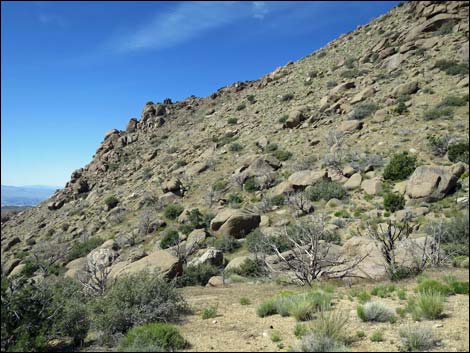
(179, 268, 469, 352)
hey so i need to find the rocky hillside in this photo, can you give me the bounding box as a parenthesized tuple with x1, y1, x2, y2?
(2, 1, 469, 285)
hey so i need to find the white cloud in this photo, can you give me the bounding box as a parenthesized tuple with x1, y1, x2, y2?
(252, 2, 269, 19)
(38, 13, 66, 26)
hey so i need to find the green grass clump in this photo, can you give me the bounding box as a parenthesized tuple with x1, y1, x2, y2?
(67, 237, 104, 261)
(415, 278, 452, 296)
(160, 229, 179, 249)
(104, 195, 119, 209)
(357, 301, 395, 322)
(294, 323, 309, 338)
(306, 180, 346, 201)
(371, 284, 396, 298)
(201, 306, 218, 320)
(439, 94, 468, 107)
(423, 106, 454, 120)
(349, 103, 379, 120)
(239, 297, 251, 305)
(408, 291, 445, 320)
(434, 59, 469, 75)
(370, 330, 384, 342)
(229, 142, 243, 152)
(227, 117, 238, 125)
(383, 152, 416, 181)
(270, 331, 282, 342)
(272, 149, 293, 161)
(257, 299, 278, 318)
(119, 323, 187, 352)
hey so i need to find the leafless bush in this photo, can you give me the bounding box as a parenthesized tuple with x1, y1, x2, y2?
(263, 216, 367, 286)
(78, 259, 112, 296)
(31, 241, 67, 275)
(139, 209, 154, 236)
(287, 191, 314, 217)
(323, 131, 350, 172)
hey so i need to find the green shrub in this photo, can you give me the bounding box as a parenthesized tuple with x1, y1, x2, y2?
(383, 193, 405, 212)
(370, 330, 384, 342)
(357, 301, 395, 322)
(437, 22, 453, 35)
(415, 279, 452, 296)
(176, 264, 220, 287)
(356, 330, 366, 338)
(434, 59, 469, 75)
(447, 141, 469, 164)
(265, 142, 279, 152)
(215, 234, 240, 253)
(280, 93, 294, 102)
(427, 134, 450, 156)
(272, 149, 292, 161)
(243, 177, 259, 192)
(399, 325, 436, 352)
(383, 152, 416, 181)
(105, 195, 119, 210)
(270, 330, 282, 342)
(227, 117, 238, 125)
(294, 323, 309, 338)
(19, 260, 40, 277)
(160, 229, 180, 249)
(298, 334, 346, 352)
(444, 276, 469, 295)
(278, 115, 288, 124)
(439, 94, 468, 107)
(142, 168, 153, 180)
(326, 80, 337, 88)
(68, 237, 105, 261)
(239, 297, 251, 305)
(270, 194, 285, 206)
(314, 308, 348, 342)
(247, 95, 256, 103)
(231, 258, 266, 277)
(2, 276, 90, 351)
(163, 204, 184, 220)
(229, 142, 243, 152)
(92, 271, 187, 338)
(397, 288, 407, 300)
(227, 193, 243, 207)
(201, 306, 217, 319)
(119, 323, 187, 352)
(423, 106, 454, 120)
(306, 180, 347, 201)
(394, 101, 408, 114)
(349, 103, 379, 120)
(236, 103, 246, 111)
(355, 290, 372, 304)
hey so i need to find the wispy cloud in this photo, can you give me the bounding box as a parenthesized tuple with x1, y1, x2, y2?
(109, 1, 274, 53)
(38, 13, 66, 26)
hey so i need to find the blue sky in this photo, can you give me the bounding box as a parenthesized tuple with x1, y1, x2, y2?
(1, 1, 399, 187)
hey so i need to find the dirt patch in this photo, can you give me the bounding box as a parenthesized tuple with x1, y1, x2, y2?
(179, 268, 469, 352)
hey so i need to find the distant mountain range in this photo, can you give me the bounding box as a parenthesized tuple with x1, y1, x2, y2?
(1, 185, 59, 206)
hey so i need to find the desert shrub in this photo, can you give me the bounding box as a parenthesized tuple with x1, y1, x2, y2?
(270, 194, 285, 206)
(176, 264, 220, 287)
(394, 101, 408, 114)
(163, 204, 184, 220)
(257, 299, 278, 317)
(278, 115, 288, 124)
(280, 93, 294, 102)
(92, 271, 187, 339)
(411, 290, 445, 320)
(441, 212, 469, 256)
(67, 237, 105, 261)
(447, 141, 469, 163)
(434, 59, 469, 75)
(214, 234, 240, 253)
(426, 134, 450, 156)
(247, 95, 256, 103)
(118, 323, 187, 352)
(212, 179, 227, 192)
(142, 168, 153, 180)
(104, 195, 119, 210)
(243, 176, 259, 192)
(272, 149, 292, 161)
(383, 192, 405, 212)
(227, 193, 243, 207)
(2, 276, 90, 351)
(397, 288, 407, 300)
(265, 142, 279, 152)
(399, 325, 436, 352)
(227, 117, 238, 125)
(354, 290, 371, 304)
(415, 278, 452, 296)
(236, 103, 246, 111)
(326, 80, 337, 88)
(229, 142, 243, 152)
(306, 180, 347, 201)
(423, 106, 454, 120)
(239, 297, 251, 305)
(444, 276, 469, 295)
(357, 301, 395, 322)
(349, 103, 379, 120)
(160, 229, 179, 249)
(201, 306, 217, 319)
(298, 333, 346, 352)
(437, 22, 453, 35)
(439, 94, 468, 107)
(230, 258, 266, 278)
(383, 152, 416, 181)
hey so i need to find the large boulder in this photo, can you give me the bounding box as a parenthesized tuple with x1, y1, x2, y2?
(225, 255, 256, 273)
(109, 250, 181, 279)
(161, 177, 184, 196)
(339, 119, 363, 133)
(392, 81, 419, 97)
(210, 209, 261, 239)
(361, 178, 383, 195)
(64, 257, 87, 279)
(406, 165, 461, 202)
(288, 170, 328, 188)
(270, 180, 295, 197)
(404, 13, 463, 42)
(188, 248, 223, 267)
(284, 108, 307, 129)
(344, 173, 362, 190)
(350, 87, 376, 104)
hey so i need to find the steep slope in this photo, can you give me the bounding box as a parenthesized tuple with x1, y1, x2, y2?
(1, 1, 469, 282)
